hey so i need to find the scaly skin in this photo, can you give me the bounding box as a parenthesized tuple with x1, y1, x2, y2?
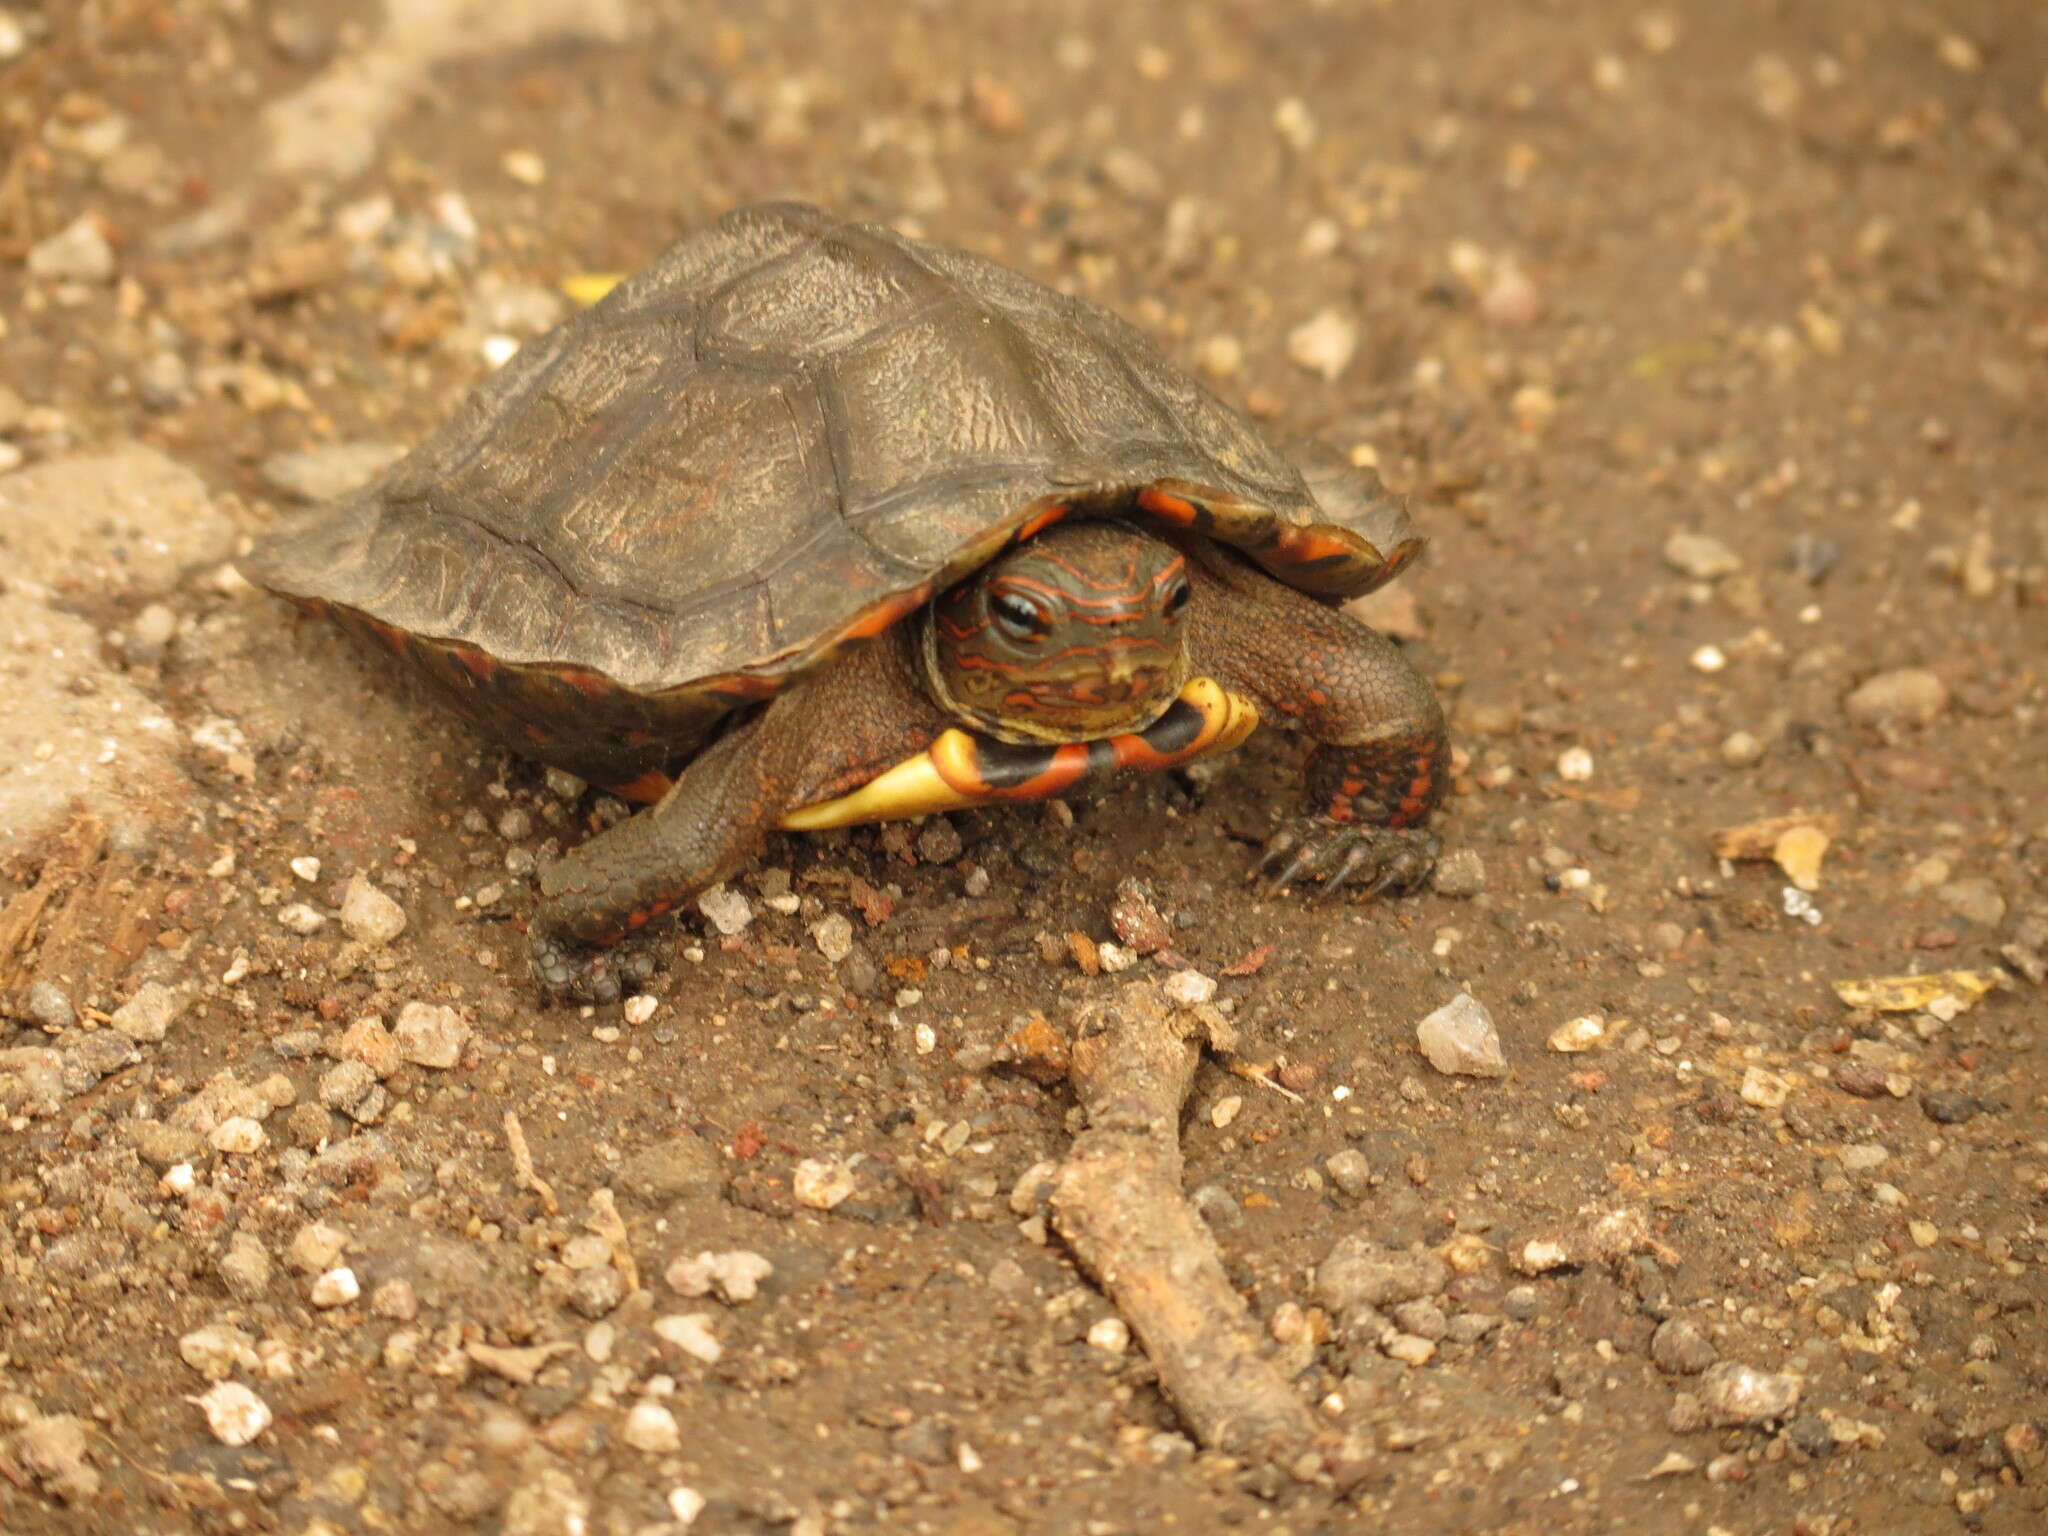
(1179, 539, 1446, 896)
(529, 524, 1446, 1001)
(533, 629, 946, 1002)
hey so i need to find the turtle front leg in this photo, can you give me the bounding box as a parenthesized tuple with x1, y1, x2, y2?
(1185, 546, 1447, 899)
(530, 722, 775, 1002)
(528, 632, 946, 1003)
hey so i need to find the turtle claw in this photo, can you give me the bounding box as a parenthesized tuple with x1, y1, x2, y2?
(528, 929, 658, 1006)
(1254, 821, 1439, 902)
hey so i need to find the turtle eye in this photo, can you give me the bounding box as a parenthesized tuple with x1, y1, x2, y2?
(988, 589, 1051, 642)
(1162, 576, 1193, 618)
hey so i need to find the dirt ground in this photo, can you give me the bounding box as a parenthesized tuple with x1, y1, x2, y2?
(2, 1, 2044, 1532)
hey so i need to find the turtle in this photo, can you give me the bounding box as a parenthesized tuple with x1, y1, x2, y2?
(245, 202, 1447, 1002)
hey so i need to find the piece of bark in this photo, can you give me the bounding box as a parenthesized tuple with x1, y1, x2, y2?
(1049, 983, 1333, 1471)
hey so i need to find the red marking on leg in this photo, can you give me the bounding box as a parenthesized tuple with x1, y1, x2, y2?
(606, 769, 675, 805)
(1136, 486, 1203, 525)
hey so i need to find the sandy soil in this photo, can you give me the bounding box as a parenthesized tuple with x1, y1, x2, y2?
(1, 2, 2043, 1532)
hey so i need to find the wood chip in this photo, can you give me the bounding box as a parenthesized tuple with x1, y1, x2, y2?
(586, 1188, 638, 1294)
(503, 1109, 558, 1216)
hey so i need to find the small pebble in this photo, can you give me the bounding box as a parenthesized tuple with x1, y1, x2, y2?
(1697, 1360, 1801, 1424)
(23, 981, 76, 1031)
(290, 856, 322, 882)
(287, 1221, 348, 1274)
(339, 874, 407, 946)
(218, 1233, 274, 1300)
(1548, 1016, 1604, 1053)
(338, 1016, 399, 1078)
(1650, 1318, 1719, 1375)
(1162, 969, 1215, 1007)
(1086, 1318, 1130, 1354)
(1324, 1149, 1372, 1197)
(1383, 1333, 1437, 1366)
(1739, 1067, 1790, 1109)
(1720, 730, 1765, 767)
(1415, 993, 1508, 1078)
(810, 912, 855, 963)
(1287, 309, 1357, 380)
(1556, 746, 1594, 781)
(192, 1382, 271, 1446)
(792, 1157, 855, 1210)
(622, 994, 658, 1025)
(178, 1325, 255, 1381)
(1315, 1238, 1449, 1312)
(1210, 1095, 1242, 1129)
(1664, 531, 1742, 580)
(1430, 848, 1486, 896)
(310, 1267, 360, 1308)
(1845, 667, 1948, 727)
(665, 1249, 774, 1304)
(622, 1400, 682, 1453)
(392, 1002, 470, 1069)
(1934, 876, 2006, 929)
(27, 215, 116, 283)
(652, 1313, 722, 1365)
(696, 884, 754, 935)
(1690, 644, 1727, 673)
(209, 1116, 266, 1154)
(277, 903, 327, 935)
(668, 1488, 708, 1527)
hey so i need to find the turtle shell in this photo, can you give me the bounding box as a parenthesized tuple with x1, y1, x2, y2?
(246, 202, 1424, 788)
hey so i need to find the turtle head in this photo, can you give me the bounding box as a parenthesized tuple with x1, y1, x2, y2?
(924, 521, 1192, 744)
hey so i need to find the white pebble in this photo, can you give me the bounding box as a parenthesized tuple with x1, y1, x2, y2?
(289, 856, 322, 882)
(1547, 1016, 1605, 1053)
(481, 334, 520, 368)
(792, 1157, 855, 1210)
(1095, 942, 1137, 973)
(809, 912, 855, 963)
(621, 1400, 682, 1453)
(339, 873, 407, 946)
(1415, 993, 1509, 1078)
(1210, 1095, 1243, 1129)
(179, 1324, 255, 1380)
(665, 1249, 774, 1304)
(668, 1487, 708, 1525)
(162, 1163, 196, 1194)
(652, 1313, 723, 1364)
(1691, 644, 1728, 673)
(1086, 1317, 1130, 1354)
(1556, 746, 1594, 781)
(192, 1381, 271, 1446)
(696, 884, 754, 935)
(1162, 969, 1216, 1007)
(391, 1001, 470, 1069)
(622, 994, 658, 1025)
(310, 1267, 360, 1308)
(209, 1116, 267, 1154)
(1287, 308, 1357, 381)
(276, 903, 327, 935)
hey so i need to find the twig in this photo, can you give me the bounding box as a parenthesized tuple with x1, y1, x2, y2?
(586, 1187, 639, 1293)
(502, 1109, 558, 1215)
(1048, 982, 1339, 1475)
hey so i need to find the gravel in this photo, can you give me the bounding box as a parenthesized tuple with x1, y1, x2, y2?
(1415, 994, 1508, 1078)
